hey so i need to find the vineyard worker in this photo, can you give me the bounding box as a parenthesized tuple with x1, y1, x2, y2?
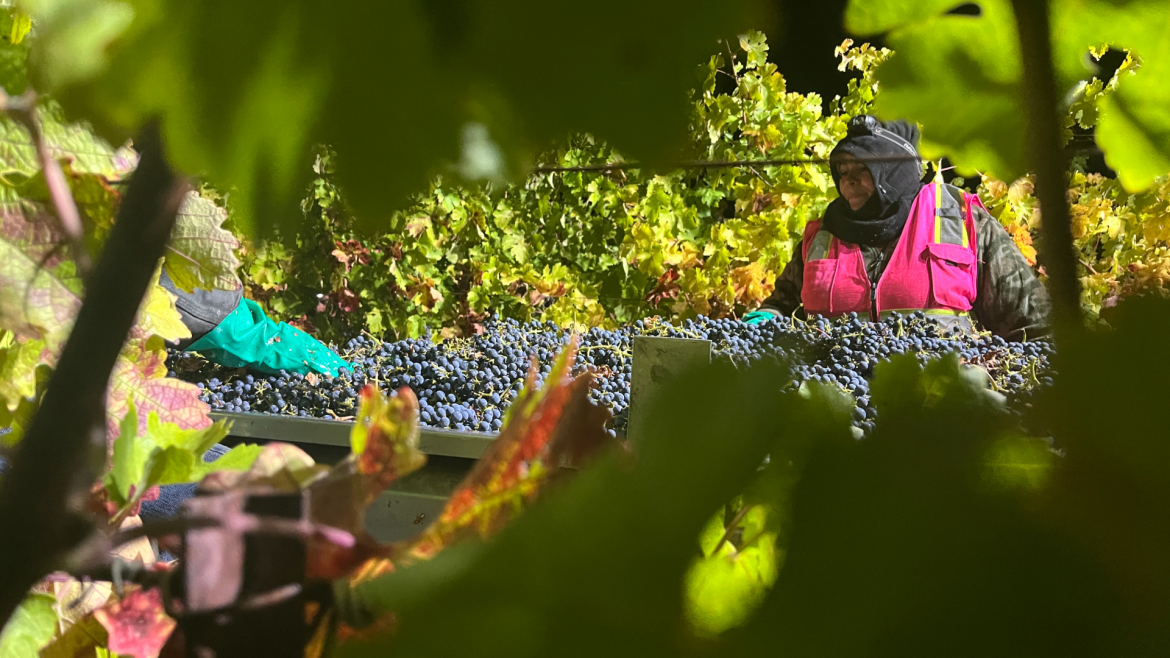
(160, 270, 350, 376)
(743, 116, 1050, 340)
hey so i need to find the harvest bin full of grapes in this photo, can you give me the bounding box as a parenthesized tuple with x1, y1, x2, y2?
(166, 312, 1053, 539)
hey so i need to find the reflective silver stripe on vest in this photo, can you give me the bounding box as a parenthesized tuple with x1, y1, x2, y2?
(934, 183, 969, 247)
(807, 229, 834, 261)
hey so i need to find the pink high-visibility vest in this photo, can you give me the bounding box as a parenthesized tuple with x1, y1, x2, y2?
(800, 182, 982, 320)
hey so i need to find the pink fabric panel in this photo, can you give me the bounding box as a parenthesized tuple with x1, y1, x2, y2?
(799, 184, 979, 318)
(875, 183, 936, 313)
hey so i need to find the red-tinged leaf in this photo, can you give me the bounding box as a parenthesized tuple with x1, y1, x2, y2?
(346, 557, 396, 587)
(335, 612, 396, 645)
(545, 374, 622, 471)
(106, 336, 210, 440)
(0, 200, 82, 349)
(304, 386, 426, 580)
(403, 337, 614, 559)
(93, 588, 176, 658)
(352, 385, 426, 496)
(0, 203, 198, 432)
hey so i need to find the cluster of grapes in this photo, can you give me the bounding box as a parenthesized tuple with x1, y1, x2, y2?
(791, 312, 1053, 434)
(168, 312, 1053, 438)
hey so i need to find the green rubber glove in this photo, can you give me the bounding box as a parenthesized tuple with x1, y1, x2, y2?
(186, 298, 351, 377)
(742, 310, 778, 325)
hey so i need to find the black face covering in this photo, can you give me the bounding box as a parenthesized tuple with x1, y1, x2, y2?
(821, 116, 925, 247)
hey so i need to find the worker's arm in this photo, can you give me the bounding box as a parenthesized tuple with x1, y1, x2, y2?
(971, 207, 1052, 340)
(186, 299, 351, 376)
(159, 268, 242, 349)
(160, 269, 350, 376)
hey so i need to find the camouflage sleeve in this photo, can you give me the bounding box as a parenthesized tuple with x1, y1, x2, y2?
(760, 249, 804, 318)
(972, 206, 1052, 340)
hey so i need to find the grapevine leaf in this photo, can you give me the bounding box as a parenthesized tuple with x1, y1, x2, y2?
(191, 443, 262, 478)
(1036, 298, 1170, 644)
(0, 202, 184, 351)
(1062, 1, 1170, 191)
(305, 385, 426, 580)
(39, 613, 109, 658)
(729, 355, 1114, 657)
(29, 0, 761, 230)
(108, 400, 143, 503)
(143, 410, 228, 455)
(0, 593, 56, 658)
(163, 191, 242, 293)
(0, 198, 83, 348)
(106, 336, 211, 438)
(243, 442, 326, 488)
(982, 433, 1055, 492)
(350, 385, 426, 497)
(105, 406, 244, 515)
(0, 101, 126, 180)
(684, 506, 778, 637)
(847, 0, 1170, 190)
(0, 368, 44, 446)
(131, 261, 190, 344)
(199, 442, 327, 493)
(8, 12, 30, 46)
(92, 588, 176, 658)
(141, 446, 197, 490)
(65, 166, 123, 244)
(0, 336, 49, 412)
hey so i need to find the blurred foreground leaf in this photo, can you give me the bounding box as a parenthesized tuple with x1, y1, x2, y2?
(732, 352, 1120, 657)
(1039, 297, 1170, 653)
(846, 0, 1170, 190)
(25, 0, 761, 232)
(0, 593, 55, 658)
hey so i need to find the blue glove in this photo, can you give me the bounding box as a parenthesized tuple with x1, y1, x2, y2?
(187, 299, 351, 376)
(742, 310, 777, 325)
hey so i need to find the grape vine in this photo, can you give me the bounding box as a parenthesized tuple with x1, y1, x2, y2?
(241, 34, 881, 342)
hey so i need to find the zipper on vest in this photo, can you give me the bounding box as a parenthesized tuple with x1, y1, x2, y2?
(870, 280, 878, 321)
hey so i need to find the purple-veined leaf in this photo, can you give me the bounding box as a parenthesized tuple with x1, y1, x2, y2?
(163, 191, 241, 293)
(107, 336, 210, 439)
(0, 101, 129, 180)
(0, 199, 82, 349)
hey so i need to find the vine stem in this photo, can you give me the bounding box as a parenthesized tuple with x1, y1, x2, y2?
(0, 122, 188, 628)
(713, 504, 755, 554)
(1010, 0, 1083, 336)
